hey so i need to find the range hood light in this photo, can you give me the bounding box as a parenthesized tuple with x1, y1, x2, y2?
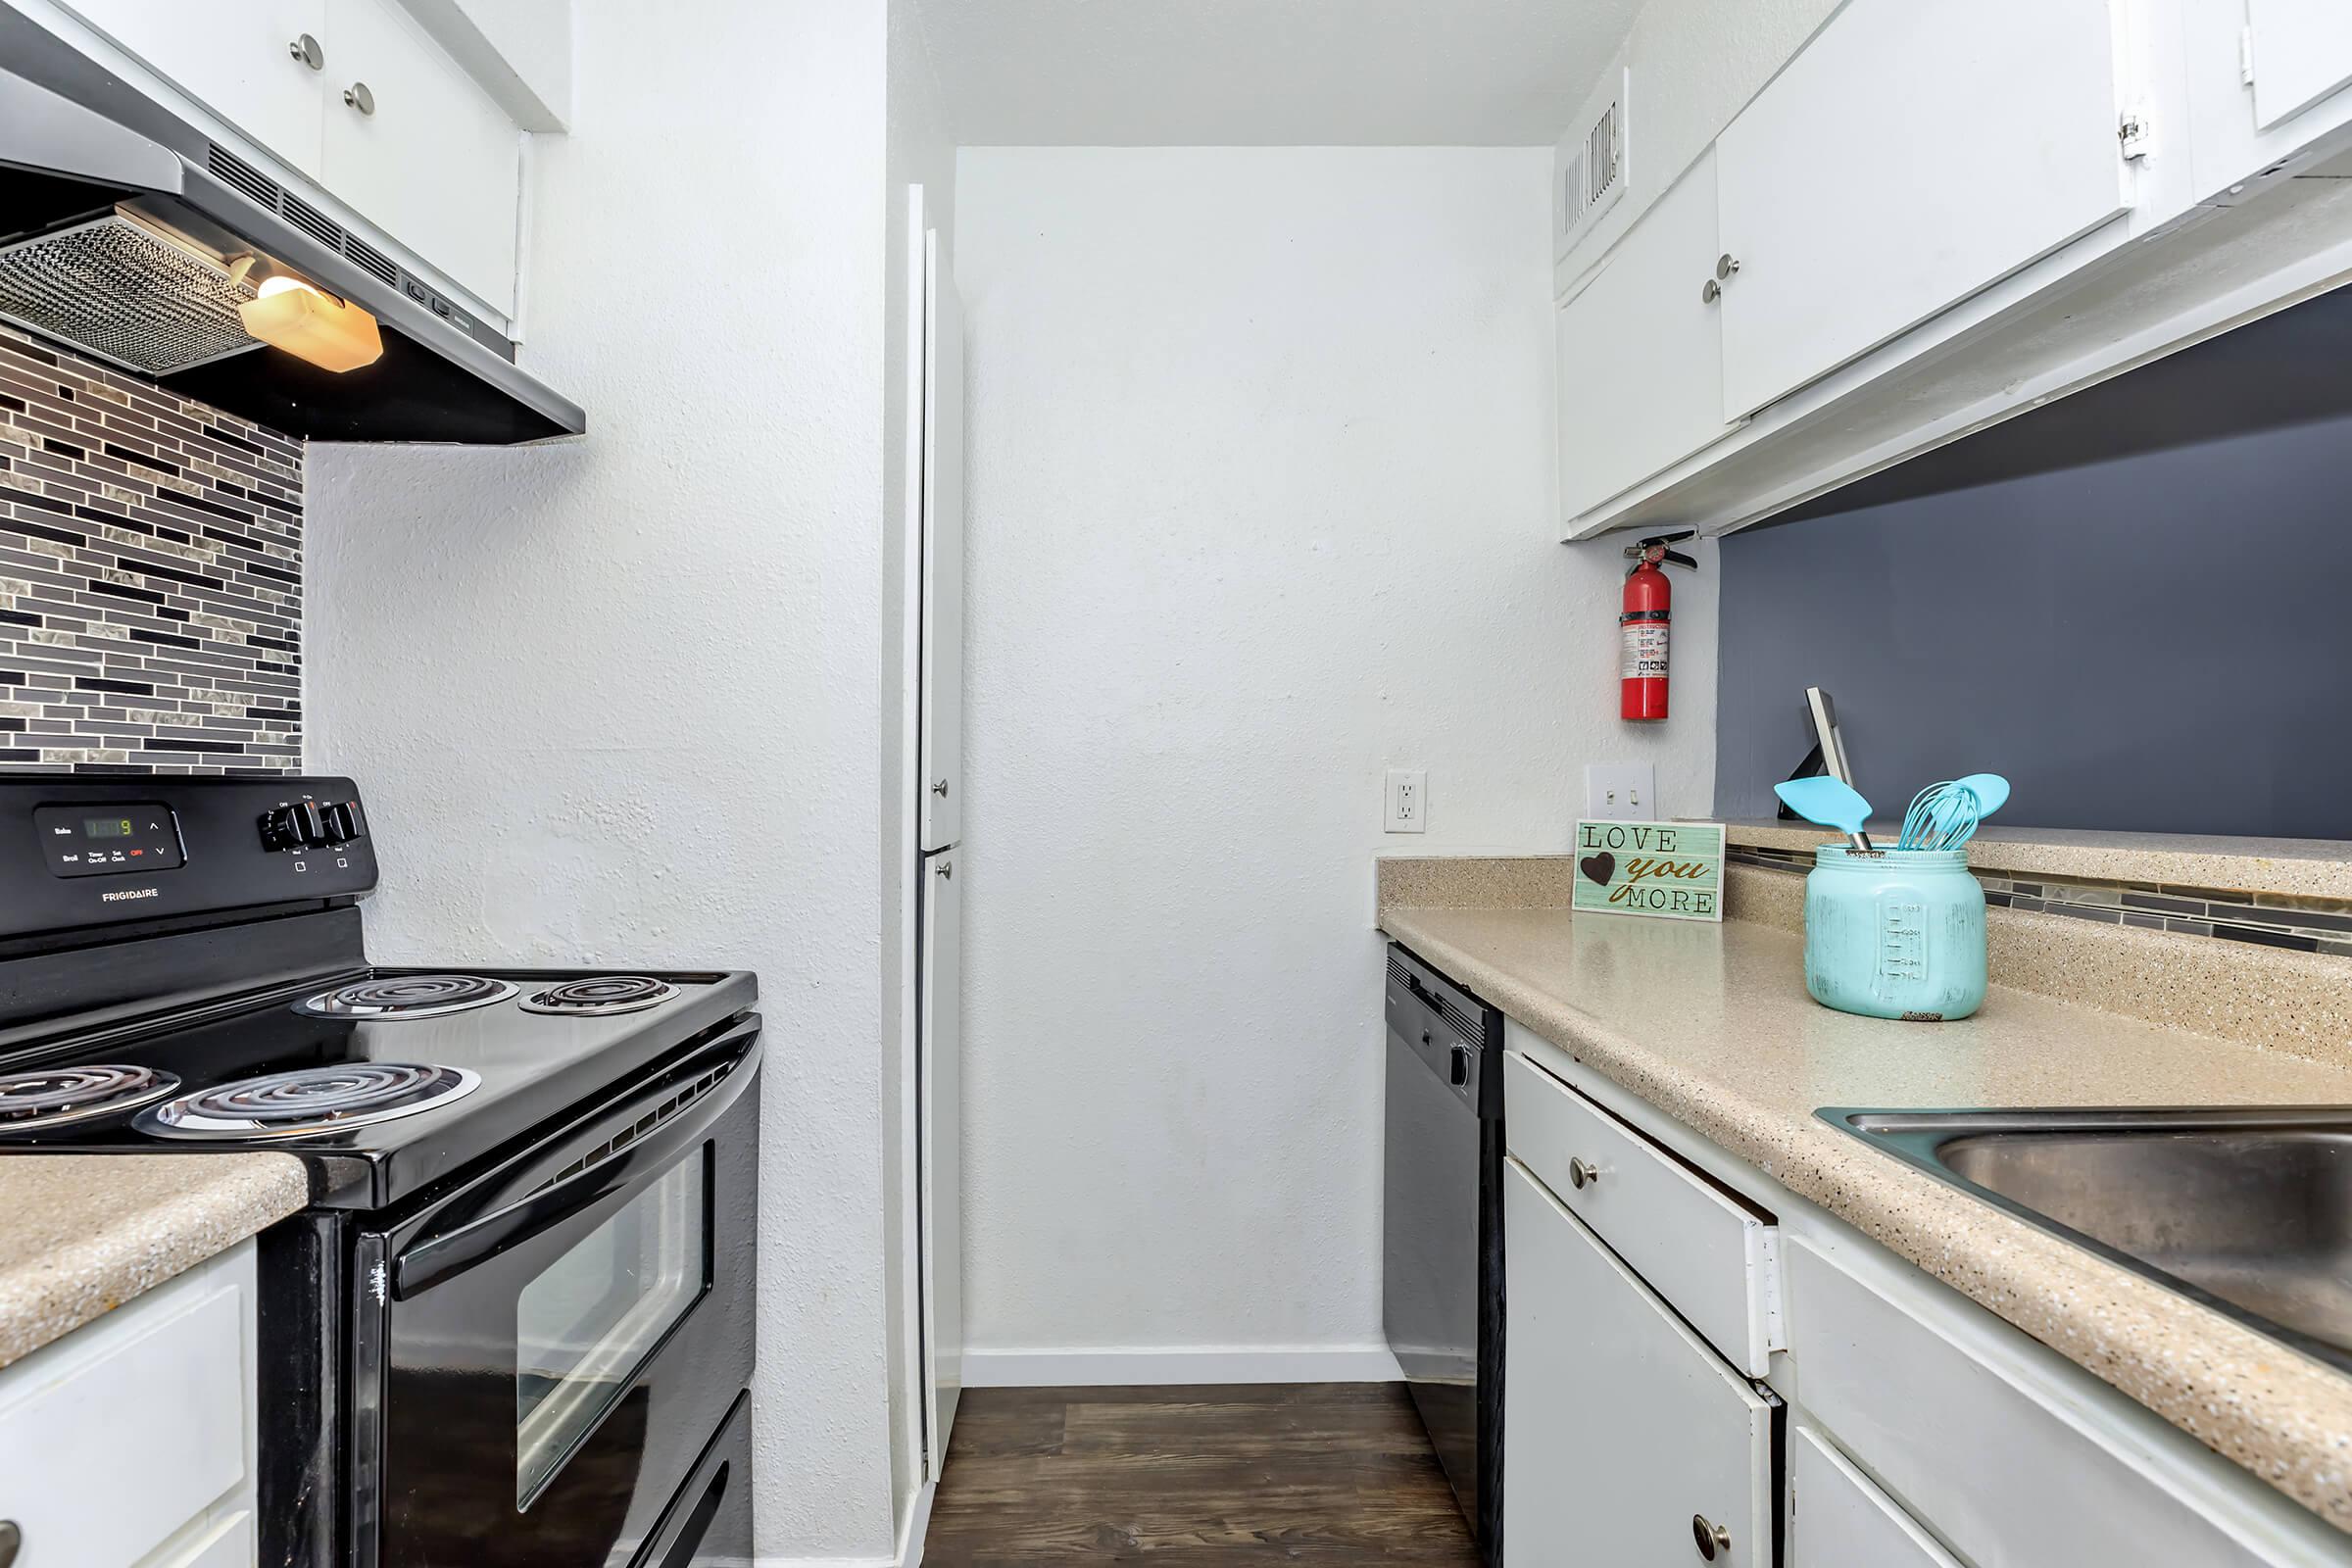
(236, 273, 383, 372)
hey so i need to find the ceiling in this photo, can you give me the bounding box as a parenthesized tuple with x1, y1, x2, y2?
(910, 0, 1642, 146)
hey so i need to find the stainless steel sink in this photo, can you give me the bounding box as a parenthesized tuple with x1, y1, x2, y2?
(1821, 1106, 2352, 1372)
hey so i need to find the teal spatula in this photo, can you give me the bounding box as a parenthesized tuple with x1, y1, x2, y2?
(1774, 775, 1877, 855)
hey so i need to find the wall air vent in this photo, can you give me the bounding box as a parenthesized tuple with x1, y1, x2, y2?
(280, 192, 345, 252)
(1555, 59, 1631, 269)
(206, 144, 281, 211)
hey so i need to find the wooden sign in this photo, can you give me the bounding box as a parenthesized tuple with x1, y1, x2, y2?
(1571, 820, 1726, 923)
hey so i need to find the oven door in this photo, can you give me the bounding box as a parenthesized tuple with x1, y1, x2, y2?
(353, 1017, 761, 1568)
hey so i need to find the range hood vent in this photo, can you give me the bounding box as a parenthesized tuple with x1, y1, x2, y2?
(0, 212, 259, 374)
(0, 13, 584, 444)
(205, 144, 279, 208)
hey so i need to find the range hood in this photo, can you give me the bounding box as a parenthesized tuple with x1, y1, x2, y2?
(0, 12, 583, 444)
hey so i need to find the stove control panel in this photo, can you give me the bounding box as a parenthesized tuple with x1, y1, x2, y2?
(34, 803, 185, 878)
(261, 797, 367, 853)
(1, 776, 377, 939)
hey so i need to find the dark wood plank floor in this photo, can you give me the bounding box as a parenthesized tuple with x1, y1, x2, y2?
(922, 1383, 1483, 1565)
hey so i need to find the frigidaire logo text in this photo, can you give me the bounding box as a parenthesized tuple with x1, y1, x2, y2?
(100, 887, 161, 903)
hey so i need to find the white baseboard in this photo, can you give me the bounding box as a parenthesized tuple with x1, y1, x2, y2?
(960, 1344, 1403, 1388)
(897, 1477, 937, 1568)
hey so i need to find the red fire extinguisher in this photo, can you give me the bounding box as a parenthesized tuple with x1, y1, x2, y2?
(1620, 531, 1697, 722)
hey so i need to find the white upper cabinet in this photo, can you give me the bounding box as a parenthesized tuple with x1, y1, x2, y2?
(2246, 0, 2352, 131)
(1711, 0, 2132, 418)
(320, 0, 520, 314)
(1557, 149, 1740, 525)
(63, 0, 330, 177)
(51, 0, 527, 318)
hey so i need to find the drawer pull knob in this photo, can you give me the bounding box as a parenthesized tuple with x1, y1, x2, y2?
(345, 81, 376, 116)
(0, 1520, 21, 1568)
(288, 32, 323, 69)
(1569, 1156, 1600, 1190)
(1691, 1513, 1730, 1560)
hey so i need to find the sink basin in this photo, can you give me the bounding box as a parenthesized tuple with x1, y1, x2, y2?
(1822, 1106, 2352, 1372)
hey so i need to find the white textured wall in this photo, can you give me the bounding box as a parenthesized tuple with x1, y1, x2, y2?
(952, 147, 1718, 1368)
(1565, 0, 1839, 273)
(304, 0, 894, 1558)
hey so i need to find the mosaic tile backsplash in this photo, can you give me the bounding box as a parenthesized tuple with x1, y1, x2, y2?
(0, 326, 300, 773)
(1731, 845, 2352, 959)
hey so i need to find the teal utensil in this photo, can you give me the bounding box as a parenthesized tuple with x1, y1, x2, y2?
(1774, 775, 1876, 854)
(1951, 772, 2010, 824)
(1898, 773, 2011, 851)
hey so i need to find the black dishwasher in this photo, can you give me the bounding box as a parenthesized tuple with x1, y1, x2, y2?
(1383, 942, 1503, 1564)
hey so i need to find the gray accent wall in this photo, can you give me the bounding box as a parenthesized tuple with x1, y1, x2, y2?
(1714, 385, 2352, 841)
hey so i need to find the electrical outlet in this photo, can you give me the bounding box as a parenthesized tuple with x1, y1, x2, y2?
(1584, 762, 1655, 821)
(1385, 769, 1428, 834)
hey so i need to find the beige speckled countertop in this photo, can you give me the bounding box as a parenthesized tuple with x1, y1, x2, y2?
(1721, 817, 2352, 900)
(0, 1154, 309, 1369)
(1379, 901, 2352, 1533)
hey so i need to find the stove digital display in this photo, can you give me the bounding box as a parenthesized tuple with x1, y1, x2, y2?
(34, 803, 186, 879)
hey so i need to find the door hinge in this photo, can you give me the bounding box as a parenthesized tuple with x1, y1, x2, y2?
(2118, 110, 2153, 160)
(2240, 24, 2256, 87)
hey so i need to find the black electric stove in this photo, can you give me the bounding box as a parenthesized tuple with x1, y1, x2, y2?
(0, 775, 761, 1568)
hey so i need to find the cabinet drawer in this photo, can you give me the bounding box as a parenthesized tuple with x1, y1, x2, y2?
(1788, 1423, 1959, 1568)
(0, 1259, 249, 1568)
(1504, 1160, 1774, 1568)
(1504, 1051, 1778, 1374)
(1788, 1235, 2310, 1567)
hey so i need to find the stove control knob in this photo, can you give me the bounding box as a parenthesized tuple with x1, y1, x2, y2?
(260, 806, 301, 851)
(261, 803, 328, 851)
(322, 802, 359, 843)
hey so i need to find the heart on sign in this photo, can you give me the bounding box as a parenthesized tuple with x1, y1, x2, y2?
(1579, 852, 1616, 887)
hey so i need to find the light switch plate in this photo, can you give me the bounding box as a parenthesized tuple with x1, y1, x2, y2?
(1385, 768, 1428, 834)
(1584, 761, 1655, 821)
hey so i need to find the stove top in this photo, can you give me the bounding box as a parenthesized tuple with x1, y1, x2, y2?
(296, 973, 520, 1019)
(0, 963, 757, 1206)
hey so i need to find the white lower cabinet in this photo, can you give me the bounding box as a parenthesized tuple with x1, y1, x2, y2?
(0, 1242, 258, 1568)
(1502, 1158, 1774, 1567)
(1501, 1021, 2352, 1568)
(1787, 1423, 1959, 1568)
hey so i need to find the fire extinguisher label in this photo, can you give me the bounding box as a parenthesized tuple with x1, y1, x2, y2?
(1620, 621, 1670, 680)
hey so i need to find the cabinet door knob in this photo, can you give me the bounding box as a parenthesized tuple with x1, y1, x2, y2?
(931, 778, 950, 797)
(936, 859, 954, 879)
(1691, 1513, 1731, 1561)
(1569, 1156, 1600, 1190)
(0, 1520, 22, 1568)
(1715, 253, 1741, 281)
(1700, 278, 1721, 304)
(344, 81, 376, 116)
(288, 32, 324, 70)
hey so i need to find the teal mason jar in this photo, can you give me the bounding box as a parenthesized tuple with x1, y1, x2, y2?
(1803, 847, 1986, 1021)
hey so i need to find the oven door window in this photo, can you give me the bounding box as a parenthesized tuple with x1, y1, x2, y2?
(515, 1151, 710, 1505)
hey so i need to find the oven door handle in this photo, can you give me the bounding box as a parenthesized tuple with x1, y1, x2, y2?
(392, 1022, 760, 1298)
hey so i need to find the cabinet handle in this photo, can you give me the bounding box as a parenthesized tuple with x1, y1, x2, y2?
(1691, 1513, 1731, 1561)
(288, 32, 323, 70)
(1715, 253, 1741, 281)
(1568, 1156, 1600, 1190)
(931, 778, 950, 797)
(344, 81, 376, 116)
(0, 1520, 21, 1568)
(936, 859, 954, 879)
(1700, 278, 1721, 304)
